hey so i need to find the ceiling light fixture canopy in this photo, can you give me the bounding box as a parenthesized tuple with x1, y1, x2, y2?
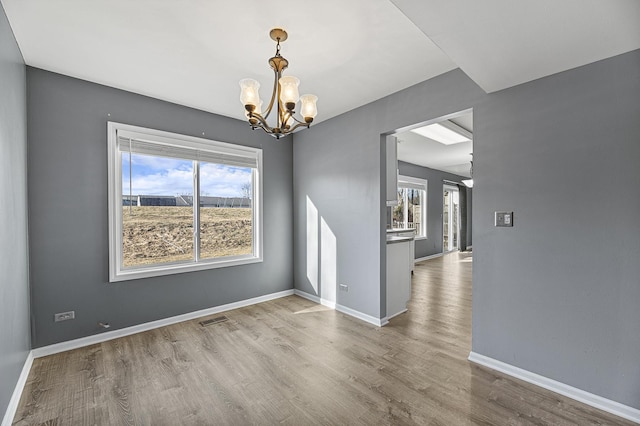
(239, 28, 318, 139)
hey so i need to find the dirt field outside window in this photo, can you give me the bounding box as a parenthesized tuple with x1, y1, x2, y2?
(122, 206, 252, 267)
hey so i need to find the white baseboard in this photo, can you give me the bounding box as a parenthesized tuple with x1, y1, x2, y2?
(293, 289, 386, 327)
(468, 352, 640, 424)
(335, 302, 386, 327)
(384, 308, 408, 322)
(415, 253, 443, 263)
(2, 351, 33, 426)
(293, 289, 336, 309)
(32, 289, 294, 358)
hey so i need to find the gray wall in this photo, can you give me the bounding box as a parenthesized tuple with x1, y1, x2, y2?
(293, 70, 485, 319)
(294, 50, 640, 409)
(472, 50, 640, 409)
(27, 68, 294, 347)
(397, 160, 472, 258)
(0, 3, 30, 418)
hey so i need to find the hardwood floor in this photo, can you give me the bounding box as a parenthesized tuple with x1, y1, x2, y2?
(13, 252, 632, 425)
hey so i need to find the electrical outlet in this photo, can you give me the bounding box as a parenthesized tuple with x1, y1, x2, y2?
(54, 311, 75, 322)
(339, 283, 348, 292)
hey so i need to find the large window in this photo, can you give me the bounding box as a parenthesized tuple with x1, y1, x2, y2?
(108, 122, 262, 282)
(393, 176, 427, 238)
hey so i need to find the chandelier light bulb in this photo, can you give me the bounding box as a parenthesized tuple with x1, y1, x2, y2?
(239, 78, 261, 110)
(300, 94, 318, 121)
(279, 76, 300, 109)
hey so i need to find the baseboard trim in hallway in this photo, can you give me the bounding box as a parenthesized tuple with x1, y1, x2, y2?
(414, 253, 443, 263)
(468, 351, 640, 424)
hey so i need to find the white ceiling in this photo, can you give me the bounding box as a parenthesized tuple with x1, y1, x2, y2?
(390, 0, 640, 93)
(2, 0, 639, 124)
(396, 113, 473, 177)
(0, 0, 456, 123)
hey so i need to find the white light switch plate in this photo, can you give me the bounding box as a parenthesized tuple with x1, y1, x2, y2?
(495, 212, 513, 227)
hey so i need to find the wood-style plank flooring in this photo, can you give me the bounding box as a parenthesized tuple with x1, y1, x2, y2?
(13, 252, 633, 425)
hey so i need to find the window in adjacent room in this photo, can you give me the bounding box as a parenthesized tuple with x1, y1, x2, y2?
(108, 122, 262, 282)
(393, 176, 427, 238)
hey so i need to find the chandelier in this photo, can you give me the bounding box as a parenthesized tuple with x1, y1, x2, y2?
(239, 28, 318, 139)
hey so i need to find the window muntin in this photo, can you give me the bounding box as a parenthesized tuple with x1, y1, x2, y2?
(108, 122, 262, 282)
(393, 176, 427, 238)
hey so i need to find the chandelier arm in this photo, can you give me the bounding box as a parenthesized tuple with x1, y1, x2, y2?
(281, 109, 293, 128)
(284, 122, 309, 133)
(287, 114, 306, 125)
(251, 111, 291, 137)
(277, 79, 287, 130)
(252, 119, 307, 138)
(262, 70, 279, 121)
(255, 123, 273, 135)
(253, 120, 281, 137)
(249, 112, 273, 132)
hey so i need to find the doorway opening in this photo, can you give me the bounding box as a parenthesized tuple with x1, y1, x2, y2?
(390, 109, 473, 259)
(443, 185, 460, 253)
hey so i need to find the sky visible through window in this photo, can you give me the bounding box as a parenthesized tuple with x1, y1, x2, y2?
(122, 153, 251, 197)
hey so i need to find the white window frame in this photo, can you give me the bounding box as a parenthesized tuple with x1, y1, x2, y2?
(107, 122, 263, 282)
(397, 175, 428, 239)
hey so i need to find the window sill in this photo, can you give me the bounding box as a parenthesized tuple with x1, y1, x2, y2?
(415, 236, 428, 241)
(109, 255, 262, 282)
